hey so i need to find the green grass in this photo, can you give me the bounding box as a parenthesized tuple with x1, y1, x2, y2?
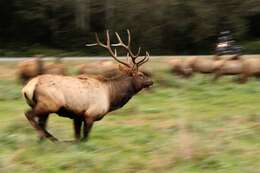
(242, 40, 260, 54)
(0, 60, 259, 173)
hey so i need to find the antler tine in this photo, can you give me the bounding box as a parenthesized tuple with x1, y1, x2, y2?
(96, 32, 109, 48)
(126, 52, 131, 64)
(86, 30, 130, 68)
(111, 30, 150, 69)
(114, 48, 118, 57)
(86, 43, 97, 46)
(126, 29, 141, 58)
(126, 29, 141, 59)
(109, 41, 131, 67)
(137, 51, 150, 67)
(106, 30, 110, 46)
(112, 30, 140, 59)
(127, 29, 131, 47)
(131, 47, 142, 65)
(86, 32, 106, 47)
(135, 47, 141, 58)
(113, 32, 124, 47)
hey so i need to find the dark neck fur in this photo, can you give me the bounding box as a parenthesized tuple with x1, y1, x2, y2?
(106, 75, 139, 112)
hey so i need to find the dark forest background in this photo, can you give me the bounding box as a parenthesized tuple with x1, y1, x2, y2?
(1, 0, 260, 56)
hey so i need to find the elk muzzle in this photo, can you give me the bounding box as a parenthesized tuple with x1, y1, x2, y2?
(144, 78, 153, 88)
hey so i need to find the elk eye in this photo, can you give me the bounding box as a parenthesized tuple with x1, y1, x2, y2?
(138, 74, 144, 78)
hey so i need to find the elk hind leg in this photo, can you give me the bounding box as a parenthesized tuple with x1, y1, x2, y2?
(239, 73, 248, 83)
(212, 71, 222, 81)
(25, 109, 58, 142)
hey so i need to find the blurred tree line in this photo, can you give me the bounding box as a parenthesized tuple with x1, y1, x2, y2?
(0, 0, 260, 55)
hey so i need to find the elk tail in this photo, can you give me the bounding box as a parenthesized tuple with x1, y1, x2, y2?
(22, 77, 39, 107)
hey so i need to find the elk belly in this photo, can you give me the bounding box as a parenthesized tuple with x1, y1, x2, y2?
(222, 62, 243, 74)
(84, 87, 110, 120)
(62, 81, 110, 120)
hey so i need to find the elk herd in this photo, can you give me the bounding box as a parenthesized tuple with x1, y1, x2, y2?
(16, 29, 260, 143)
(168, 55, 260, 83)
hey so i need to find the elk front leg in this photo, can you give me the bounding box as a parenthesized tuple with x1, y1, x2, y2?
(212, 71, 222, 81)
(73, 118, 82, 141)
(25, 109, 58, 142)
(239, 72, 249, 83)
(81, 117, 94, 142)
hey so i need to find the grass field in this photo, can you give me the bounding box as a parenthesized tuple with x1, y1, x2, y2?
(0, 59, 259, 173)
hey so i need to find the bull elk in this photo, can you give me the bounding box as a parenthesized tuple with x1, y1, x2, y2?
(22, 30, 153, 142)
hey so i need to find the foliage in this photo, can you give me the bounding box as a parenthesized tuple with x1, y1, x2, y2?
(242, 40, 260, 54)
(1, 0, 260, 55)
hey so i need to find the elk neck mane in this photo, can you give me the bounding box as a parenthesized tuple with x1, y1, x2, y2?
(100, 74, 139, 112)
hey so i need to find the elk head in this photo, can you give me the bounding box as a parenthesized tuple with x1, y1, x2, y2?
(86, 29, 153, 91)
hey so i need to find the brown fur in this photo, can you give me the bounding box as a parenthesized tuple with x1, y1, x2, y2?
(44, 63, 66, 75)
(190, 57, 225, 74)
(213, 57, 260, 82)
(168, 56, 256, 82)
(22, 65, 153, 142)
(17, 57, 66, 84)
(78, 60, 119, 78)
(168, 58, 184, 75)
(22, 29, 153, 142)
(240, 58, 260, 82)
(168, 58, 193, 77)
(17, 58, 44, 84)
(214, 59, 244, 81)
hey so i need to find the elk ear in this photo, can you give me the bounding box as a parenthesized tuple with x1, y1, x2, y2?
(118, 64, 133, 76)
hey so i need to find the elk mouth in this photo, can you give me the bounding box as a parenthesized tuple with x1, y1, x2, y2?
(144, 80, 153, 88)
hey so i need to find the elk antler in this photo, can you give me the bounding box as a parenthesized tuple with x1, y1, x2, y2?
(86, 30, 131, 68)
(86, 30, 150, 70)
(112, 29, 149, 70)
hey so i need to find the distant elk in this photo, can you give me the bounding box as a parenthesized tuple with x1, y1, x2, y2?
(77, 59, 119, 77)
(241, 57, 260, 81)
(214, 57, 260, 83)
(168, 57, 193, 77)
(17, 56, 44, 84)
(168, 56, 225, 77)
(17, 56, 66, 84)
(213, 58, 244, 82)
(22, 30, 153, 142)
(43, 57, 66, 76)
(189, 56, 225, 75)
